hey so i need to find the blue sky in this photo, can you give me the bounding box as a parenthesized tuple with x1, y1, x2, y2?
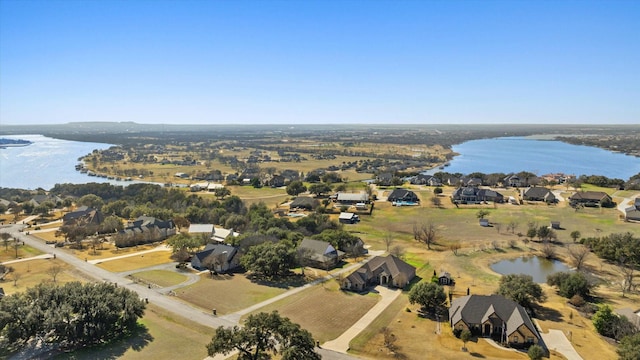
(1, 0, 638, 125)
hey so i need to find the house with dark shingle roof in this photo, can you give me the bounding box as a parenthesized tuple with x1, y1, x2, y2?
(191, 243, 239, 272)
(449, 294, 542, 348)
(62, 206, 104, 226)
(569, 191, 614, 207)
(387, 189, 419, 203)
(298, 238, 343, 269)
(342, 255, 415, 292)
(522, 187, 557, 203)
(289, 196, 319, 211)
(452, 187, 504, 204)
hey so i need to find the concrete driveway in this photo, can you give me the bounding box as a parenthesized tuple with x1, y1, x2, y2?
(540, 329, 583, 360)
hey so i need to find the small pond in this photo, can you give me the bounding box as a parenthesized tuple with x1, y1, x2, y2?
(490, 256, 571, 283)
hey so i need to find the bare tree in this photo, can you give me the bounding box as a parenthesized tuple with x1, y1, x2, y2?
(47, 264, 63, 282)
(13, 240, 21, 258)
(390, 245, 405, 259)
(618, 256, 636, 295)
(449, 242, 461, 256)
(494, 223, 502, 233)
(296, 247, 314, 276)
(383, 232, 394, 252)
(567, 245, 590, 270)
(507, 220, 519, 234)
(413, 222, 438, 250)
(430, 196, 442, 208)
(381, 327, 399, 356)
(541, 241, 556, 259)
(12, 271, 21, 286)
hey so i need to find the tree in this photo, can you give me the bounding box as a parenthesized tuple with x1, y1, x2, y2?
(433, 187, 443, 195)
(460, 329, 471, 351)
(207, 311, 320, 360)
(449, 242, 461, 255)
(286, 181, 307, 196)
(476, 209, 490, 220)
(570, 230, 581, 243)
(1, 232, 11, 251)
(567, 245, 590, 270)
(430, 196, 442, 208)
(12, 271, 21, 286)
(308, 183, 332, 197)
(527, 344, 545, 360)
(617, 333, 640, 360)
(592, 305, 619, 338)
(408, 282, 447, 316)
(383, 232, 394, 252)
(47, 264, 63, 282)
(241, 241, 297, 278)
(172, 215, 191, 231)
(214, 187, 232, 199)
(496, 274, 545, 308)
(167, 233, 203, 255)
(547, 271, 593, 298)
(413, 222, 438, 250)
(77, 194, 105, 209)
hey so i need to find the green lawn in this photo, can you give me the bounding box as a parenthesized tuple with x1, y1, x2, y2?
(130, 270, 188, 288)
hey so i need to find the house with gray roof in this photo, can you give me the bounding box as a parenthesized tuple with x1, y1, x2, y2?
(449, 294, 542, 348)
(387, 189, 419, 203)
(624, 198, 640, 221)
(452, 187, 504, 204)
(62, 206, 104, 226)
(298, 238, 343, 269)
(191, 243, 240, 272)
(523, 187, 557, 203)
(342, 255, 415, 292)
(569, 191, 614, 207)
(289, 196, 319, 211)
(336, 192, 369, 205)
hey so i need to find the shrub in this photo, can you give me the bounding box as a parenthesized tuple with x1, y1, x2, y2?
(528, 344, 545, 360)
(569, 294, 585, 307)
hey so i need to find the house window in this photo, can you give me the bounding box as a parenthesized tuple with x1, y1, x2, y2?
(527, 337, 534, 343)
(513, 336, 518, 343)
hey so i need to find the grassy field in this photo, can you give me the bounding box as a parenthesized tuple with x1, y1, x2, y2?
(1, 259, 79, 296)
(96, 251, 173, 273)
(175, 273, 289, 315)
(244, 280, 380, 343)
(129, 270, 188, 288)
(0, 244, 44, 262)
(55, 304, 213, 360)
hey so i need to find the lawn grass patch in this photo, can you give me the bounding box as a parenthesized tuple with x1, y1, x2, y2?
(96, 252, 173, 272)
(55, 304, 213, 360)
(130, 270, 188, 288)
(0, 244, 44, 262)
(176, 273, 288, 315)
(244, 281, 379, 343)
(1, 259, 79, 296)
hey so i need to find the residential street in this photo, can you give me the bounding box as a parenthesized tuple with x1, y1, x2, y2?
(1, 222, 379, 360)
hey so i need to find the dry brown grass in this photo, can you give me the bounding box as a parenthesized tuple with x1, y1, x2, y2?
(0, 259, 80, 296)
(175, 273, 289, 315)
(96, 251, 173, 272)
(244, 281, 380, 343)
(0, 244, 43, 263)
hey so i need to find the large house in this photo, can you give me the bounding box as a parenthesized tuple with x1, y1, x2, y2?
(387, 189, 419, 203)
(335, 192, 369, 205)
(298, 238, 343, 269)
(191, 243, 240, 272)
(189, 224, 214, 239)
(449, 294, 542, 348)
(342, 255, 416, 292)
(409, 174, 441, 186)
(120, 216, 176, 241)
(62, 206, 104, 226)
(452, 187, 504, 204)
(289, 196, 319, 211)
(569, 191, 614, 207)
(522, 187, 557, 203)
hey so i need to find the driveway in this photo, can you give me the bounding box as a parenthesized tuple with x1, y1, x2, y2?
(540, 329, 583, 360)
(322, 286, 401, 353)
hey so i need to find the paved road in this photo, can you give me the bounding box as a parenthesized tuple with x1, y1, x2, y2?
(1, 222, 376, 360)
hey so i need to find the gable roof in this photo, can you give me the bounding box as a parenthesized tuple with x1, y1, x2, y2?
(449, 294, 540, 339)
(339, 212, 356, 220)
(388, 189, 418, 202)
(193, 243, 238, 263)
(300, 238, 335, 256)
(524, 187, 553, 199)
(569, 191, 611, 202)
(290, 196, 318, 209)
(189, 224, 214, 234)
(336, 192, 369, 202)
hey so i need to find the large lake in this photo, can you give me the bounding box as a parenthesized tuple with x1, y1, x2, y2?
(1, 134, 640, 191)
(427, 137, 640, 179)
(0, 134, 116, 190)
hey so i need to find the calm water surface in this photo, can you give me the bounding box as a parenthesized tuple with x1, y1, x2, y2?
(0, 134, 115, 190)
(491, 256, 571, 283)
(428, 137, 640, 179)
